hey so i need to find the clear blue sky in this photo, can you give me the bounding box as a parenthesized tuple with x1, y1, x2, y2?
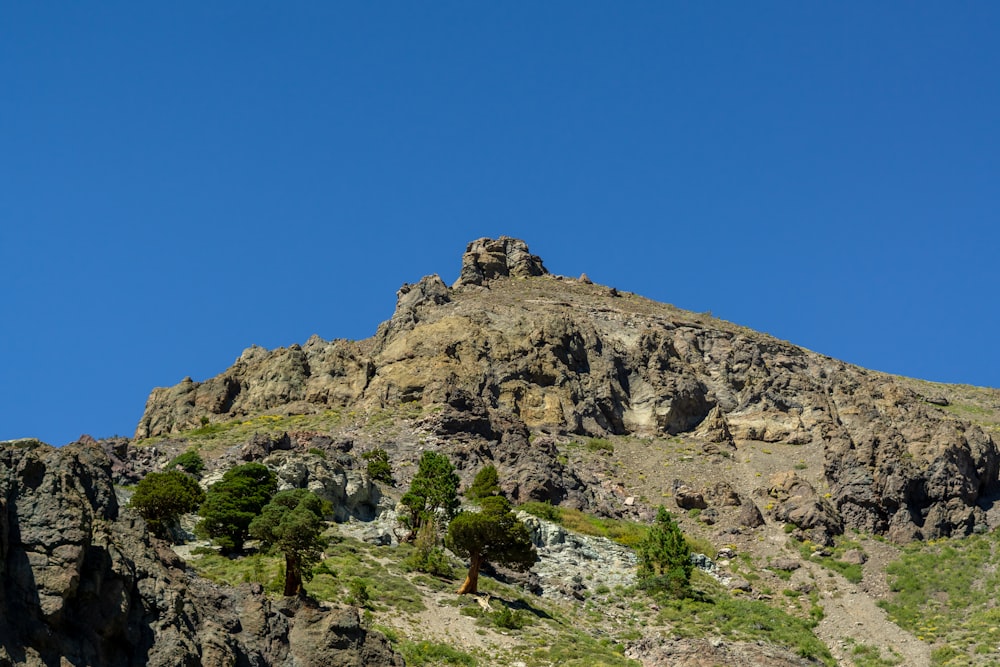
(3, 3, 998, 445)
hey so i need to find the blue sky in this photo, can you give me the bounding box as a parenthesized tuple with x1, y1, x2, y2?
(3, 3, 998, 445)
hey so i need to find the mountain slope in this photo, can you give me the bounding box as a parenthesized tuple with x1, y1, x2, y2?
(137, 236, 1000, 545)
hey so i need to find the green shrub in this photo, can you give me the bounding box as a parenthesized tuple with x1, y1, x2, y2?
(403, 516, 453, 578)
(347, 578, 371, 608)
(130, 470, 205, 541)
(492, 606, 529, 630)
(519, 500, 561, 523)
(398, 640, 476, 667)
(362, 448, 393, 485)
(466, 464, 502, 501)
(586, 438, 614, 454)
(168, 448, 205, 476)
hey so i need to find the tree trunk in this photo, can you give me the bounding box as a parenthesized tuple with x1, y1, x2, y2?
(284, 553, 303, 597)
(457, 552, 482, 595)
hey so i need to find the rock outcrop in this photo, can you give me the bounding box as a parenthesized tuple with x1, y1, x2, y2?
(134, 237, 1000, 543)
(452, 235, 548, 287)
(0, 439, 402, 667)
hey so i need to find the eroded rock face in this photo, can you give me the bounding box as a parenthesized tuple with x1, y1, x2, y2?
(0, 440, 402, 667)
(134, 237, 1000, 543)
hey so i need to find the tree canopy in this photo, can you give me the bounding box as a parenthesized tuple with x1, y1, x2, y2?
(465, 464, 501, 501)
(399, 451, 460, 541)
(447, 495, 537, 595)
(636, 506, 692, 597)
(197, 462, 277, 554)
(249, 488, 330, 596)
(130, 470, 205, 542)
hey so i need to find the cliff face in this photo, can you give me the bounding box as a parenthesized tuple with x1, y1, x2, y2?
(135, 238, 1000, 544)
(0, 440, 401, 667)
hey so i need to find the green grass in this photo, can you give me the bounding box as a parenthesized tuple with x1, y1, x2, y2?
(794, 537, 865, 584)
(190, 535, 428, 613)
(136, 410, 348, 452)
(398, 640, 477, 666)
(654, 580, 835, 666)
(517, 502, 647, 547)
(525, 629, 638, 666)
(848, 640, 904, 666)
(878, 531, 1000, 664)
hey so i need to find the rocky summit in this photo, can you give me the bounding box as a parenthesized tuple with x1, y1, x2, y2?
(4, 236, 1000, 666)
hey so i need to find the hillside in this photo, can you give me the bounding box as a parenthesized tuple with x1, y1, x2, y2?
(3, 237, 999, 666)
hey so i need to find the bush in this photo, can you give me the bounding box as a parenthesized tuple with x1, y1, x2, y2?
(130, 470, 205, 541)
(347, 578, 371, 608)
(586, 438, 614, 454)
(168, 448, 205, 476)
(362, 448, 393, 485)
(519, 501, 561, 523)
(492, 606, 529, 630)
(466, 464, 502, 501)
(403, 516, 453, 578)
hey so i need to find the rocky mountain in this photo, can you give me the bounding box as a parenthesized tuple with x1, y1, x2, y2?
(4, 236, 1000, 666)
(138, 236, 1000, 544)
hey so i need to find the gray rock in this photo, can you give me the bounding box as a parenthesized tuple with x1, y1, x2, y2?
(0, 440, 403, 666)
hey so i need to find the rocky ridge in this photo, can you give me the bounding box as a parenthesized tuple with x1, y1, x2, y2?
(137, 236, 1000, 544)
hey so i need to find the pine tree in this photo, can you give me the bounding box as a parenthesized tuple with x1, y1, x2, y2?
(197, 463, 277, 554)
(399, 451, 460, 541)
(465, 464, 502, 501)
(636, 506, 692, 597)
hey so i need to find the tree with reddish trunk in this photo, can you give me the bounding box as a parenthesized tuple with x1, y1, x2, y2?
(249, 489, 330, 597)
(447, 495, 536, 595)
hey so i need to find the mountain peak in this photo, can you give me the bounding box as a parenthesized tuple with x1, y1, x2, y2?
(452, 236, 548, 288)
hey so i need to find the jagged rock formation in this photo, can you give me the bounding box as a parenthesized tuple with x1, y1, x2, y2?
(452, 235, 548, 287)
(136, 237, 1000, 544)
(0, 439, 402, 667)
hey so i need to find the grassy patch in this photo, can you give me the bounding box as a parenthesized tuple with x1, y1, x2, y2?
(191, 535, 427, 613)
(654, 584, 834, 666)
(136, 410, 347, 453)
(527, 629, 638, 666)
(517, 502, 646, 548)
(794, 538, 864, 584)
(847, 640, 904, 666)
(878, 531, 1000, 664)
(398, 640, 477, 666)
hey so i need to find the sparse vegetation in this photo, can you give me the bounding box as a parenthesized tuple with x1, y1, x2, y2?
(879, 530, 1000, 663)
